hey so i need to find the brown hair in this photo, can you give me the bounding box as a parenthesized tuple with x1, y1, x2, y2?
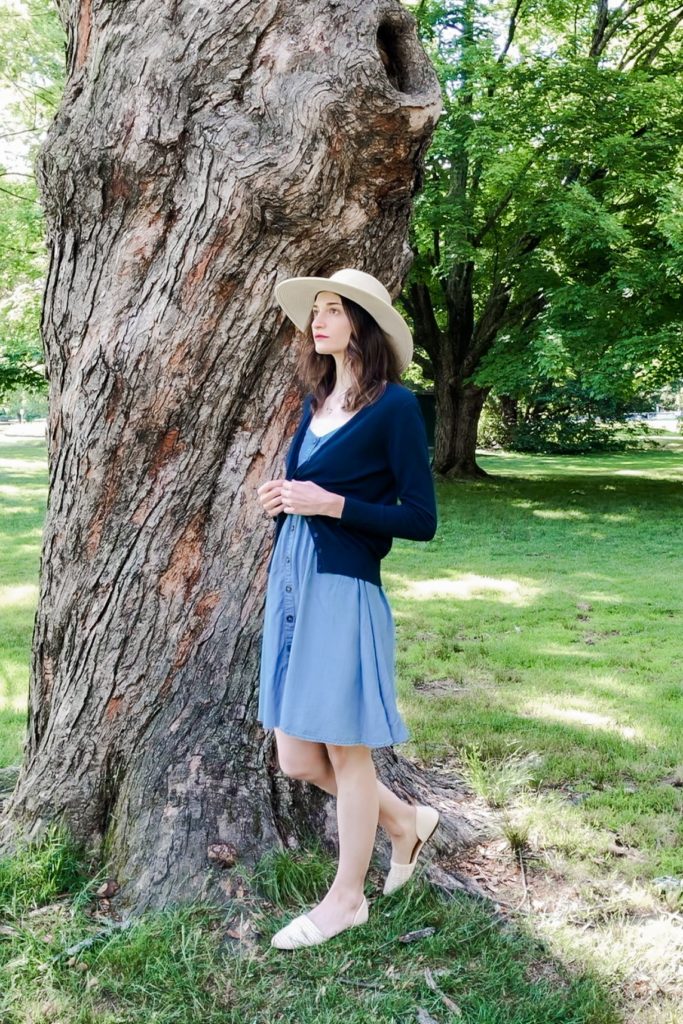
(294, 292, 404, 413)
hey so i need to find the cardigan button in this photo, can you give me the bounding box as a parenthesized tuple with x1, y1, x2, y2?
(286, 614, 293, 622)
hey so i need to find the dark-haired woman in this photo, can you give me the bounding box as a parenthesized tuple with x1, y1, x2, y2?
(257, 269, 440, 950)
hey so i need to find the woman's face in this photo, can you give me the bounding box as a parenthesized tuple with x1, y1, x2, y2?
(311, 291, 353, 358)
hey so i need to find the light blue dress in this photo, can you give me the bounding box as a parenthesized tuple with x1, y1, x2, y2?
(257, 423, 410, 748)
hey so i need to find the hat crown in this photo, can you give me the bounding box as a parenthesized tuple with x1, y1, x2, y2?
(274, 266, 413, 372)
(324, 268, 392, 308)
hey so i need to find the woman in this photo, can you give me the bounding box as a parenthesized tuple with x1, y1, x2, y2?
(256, 268, 440, 950)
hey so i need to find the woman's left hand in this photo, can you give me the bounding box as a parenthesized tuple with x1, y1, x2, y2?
(280, 479, 344, 518)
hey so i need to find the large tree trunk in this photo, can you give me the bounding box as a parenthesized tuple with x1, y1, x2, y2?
(404, 280, 492, 478)
(434, 379, 491, 478)
(0, 0, 491, 915)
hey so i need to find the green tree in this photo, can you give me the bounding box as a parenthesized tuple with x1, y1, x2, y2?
(403, 0, 683, 476)
(0, 0, 65, 401)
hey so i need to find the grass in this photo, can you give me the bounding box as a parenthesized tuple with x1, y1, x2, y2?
(387, 435, 683, 885)
(458, 741, 541, 808)
(0, 827, 620, 1024)
(1, 422, 682, 1022)
(0, 821, 93, 918)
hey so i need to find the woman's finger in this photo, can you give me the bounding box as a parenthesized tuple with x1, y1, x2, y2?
(266, 494, 287, 514)
(258, 480, 281, 495)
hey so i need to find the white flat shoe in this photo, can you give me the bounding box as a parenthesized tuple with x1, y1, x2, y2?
(383, 804, 440, 895)
(270, 894, 369, 949)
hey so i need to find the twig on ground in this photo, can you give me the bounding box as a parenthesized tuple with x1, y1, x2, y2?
(49, 919, 134, 962)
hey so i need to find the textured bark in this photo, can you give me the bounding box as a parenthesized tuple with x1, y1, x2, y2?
(404, 278, 492, 478)
(0, 0, 492, 914)
(498, 395, 519, 431)
(433, 379, 491, 479)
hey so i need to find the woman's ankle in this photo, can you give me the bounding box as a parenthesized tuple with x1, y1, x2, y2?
(383, 802, 416, 839)
(326, 883, 365, 907)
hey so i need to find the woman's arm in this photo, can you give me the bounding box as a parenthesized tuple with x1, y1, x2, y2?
(334, 393, 437, 541)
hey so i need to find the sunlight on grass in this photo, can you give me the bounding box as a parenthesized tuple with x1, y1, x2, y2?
(397, 572, 544, 605)
(520, 701, 644, 741)
(579, 590, 626, 603)
(531, 507, 591, 519)
(0, 697, 28, 712)
(0, 583, 38, 608)
(0, 456, 43, 471)
(614, 467, 682, 478)
(539, 643, 603, 659)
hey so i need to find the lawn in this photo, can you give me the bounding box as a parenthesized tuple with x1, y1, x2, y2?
(0, 422, 681, 1023)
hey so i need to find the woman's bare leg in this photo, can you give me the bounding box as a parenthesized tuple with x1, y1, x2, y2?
(274, 728, 419, 864)
(303, 742, 378, 936)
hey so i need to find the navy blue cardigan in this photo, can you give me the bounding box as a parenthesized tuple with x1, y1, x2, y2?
(267, 382, 438, 586)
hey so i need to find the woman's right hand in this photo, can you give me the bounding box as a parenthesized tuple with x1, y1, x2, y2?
(257, 478, 286, 517)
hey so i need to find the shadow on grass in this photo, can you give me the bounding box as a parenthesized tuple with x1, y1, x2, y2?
(0, 826, 623, 1024)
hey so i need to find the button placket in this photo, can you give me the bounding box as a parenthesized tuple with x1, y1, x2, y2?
(283, 518, 296, 652)
(283, 429, 324, 654)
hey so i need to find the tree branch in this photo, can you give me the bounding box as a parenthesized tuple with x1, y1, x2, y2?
(497, 0, 525, 64)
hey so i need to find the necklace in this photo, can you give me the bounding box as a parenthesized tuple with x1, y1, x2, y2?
(322, 386, 350, 414)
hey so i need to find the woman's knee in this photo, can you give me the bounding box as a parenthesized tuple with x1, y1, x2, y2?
(274, 728, 329, 781)
(325, 742, 372, 773)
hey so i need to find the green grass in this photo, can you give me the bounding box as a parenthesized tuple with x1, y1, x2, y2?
(1, 424, 682, 1022)
(387, 437, 683, 881)
(0, 432, 46, 767)
(0, 829, 620, 1024)
(0, 821, 93, 918)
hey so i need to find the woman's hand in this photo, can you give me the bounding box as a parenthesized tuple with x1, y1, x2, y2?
(281, 479, 345, 518)
(257, 479, 286, 518)
(258, 478, 345, 518)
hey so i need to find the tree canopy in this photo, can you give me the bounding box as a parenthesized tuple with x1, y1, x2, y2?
(404, 0, 683, 467)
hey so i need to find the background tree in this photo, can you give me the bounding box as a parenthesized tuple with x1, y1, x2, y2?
(0, 0, 65, 402)
(403, 0, 683, 476)
(0, 0, 495, 915)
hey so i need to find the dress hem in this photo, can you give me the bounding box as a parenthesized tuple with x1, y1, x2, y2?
(258, 720, 409, 749)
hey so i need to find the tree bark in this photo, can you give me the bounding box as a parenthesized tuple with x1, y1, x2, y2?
(405, 279, 493, 478)
(498, 395, 518, 431)
(433, 377, 491, 479)
(0, 0, 493, 915)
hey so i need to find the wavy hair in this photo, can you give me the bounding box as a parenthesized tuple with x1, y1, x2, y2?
(294, 293, 404, 414)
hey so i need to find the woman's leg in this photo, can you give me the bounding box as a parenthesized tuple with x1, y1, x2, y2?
(274, 728, 419, 865)
(303, 741, 378, 935)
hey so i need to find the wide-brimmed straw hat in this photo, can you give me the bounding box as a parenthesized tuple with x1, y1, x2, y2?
(274, 268, 413, 373)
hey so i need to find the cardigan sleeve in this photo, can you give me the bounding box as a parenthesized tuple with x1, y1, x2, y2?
(339, 393, 437, 541)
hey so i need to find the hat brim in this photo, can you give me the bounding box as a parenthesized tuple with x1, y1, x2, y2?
(274, 276, 413, 374)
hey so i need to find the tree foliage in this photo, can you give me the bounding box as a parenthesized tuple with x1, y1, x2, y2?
(0, 0, 64, 402)
(404, 0, 683, 450)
